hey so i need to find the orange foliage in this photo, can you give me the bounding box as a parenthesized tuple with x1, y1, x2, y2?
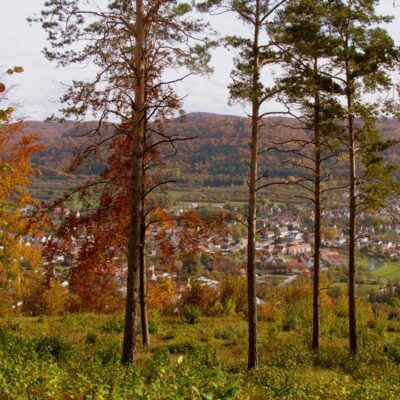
(69, 245, 124, 313)
(147, 278, 177, 314)
(0, 118, 45, 292)
(181, 280, 220, 316)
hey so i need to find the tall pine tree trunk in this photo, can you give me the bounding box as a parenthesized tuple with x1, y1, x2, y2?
(247, 0, 260, 370)
(140, 218, 150, 345)
(140, 104, 149, 346)
(312, 84, 321, 352)
(347, 90, 358, 354)
(121, 0, 145, 365)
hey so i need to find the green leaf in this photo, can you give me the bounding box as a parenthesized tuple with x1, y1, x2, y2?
(221, 387, 237, 400)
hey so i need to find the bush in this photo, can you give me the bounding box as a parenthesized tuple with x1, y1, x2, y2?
(384, 338, 400, 364)
(148, 311, 161, 334)
(214, 325, 238, 340)
(162, 332, 176, 341)
(269, 339, 313, 369)
(181, 281, 219, 316)
(101, 315, 124, 333)
(85, 332, 98, 346)
(183, 305, 201, 324)
(147, 278, 177, 315)
(34, 336, 70, 361)
(282, 300, 311, 332)
(96, 340, 120, 365)
(220, 276, 247, 314)
(222, 298, 237, 316)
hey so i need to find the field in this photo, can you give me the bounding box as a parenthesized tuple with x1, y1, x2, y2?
(372, 261, 400, 281)
(3, 290, 400, 400)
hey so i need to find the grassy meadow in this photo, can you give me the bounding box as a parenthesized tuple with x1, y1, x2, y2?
(372, 261, 400, 281)
(3, 282, 400, 399)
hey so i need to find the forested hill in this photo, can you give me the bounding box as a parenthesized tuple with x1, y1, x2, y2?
(22, 113, 400, 191)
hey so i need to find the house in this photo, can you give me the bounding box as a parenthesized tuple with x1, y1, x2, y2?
(321, 250, 346, 267)
(278, 226, 289, 238)
(263, 259, 287, 274)
(261, 258, 307, 275)
(275, 243, 288, 254)
(357, 236, 369, 247)
(196, 276, 219, 287)
(264, 231, 275, 239)
(286, 259, 307, 274)
(288, 231, 303, 242)
(300, 254, 314, 268)
(287, 243, 311, 256)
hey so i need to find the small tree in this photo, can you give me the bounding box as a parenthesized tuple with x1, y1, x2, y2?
(0, 67, 44, 309)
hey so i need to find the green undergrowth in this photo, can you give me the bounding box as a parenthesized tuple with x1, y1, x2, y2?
(1, 313, 400, 399)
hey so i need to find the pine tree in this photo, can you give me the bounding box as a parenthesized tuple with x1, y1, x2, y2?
(271, 0, 343, 351)
(200, 0, 287, 370)
(325, 0, 399, 354)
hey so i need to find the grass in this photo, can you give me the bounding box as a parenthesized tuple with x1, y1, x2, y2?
(355, 257, 370, 268)
(372, 260, 400, 280)
(2, 311, 400, 399)
(3, 285, 400, 399)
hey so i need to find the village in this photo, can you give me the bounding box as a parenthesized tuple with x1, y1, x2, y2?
(19, 198, 400, 292)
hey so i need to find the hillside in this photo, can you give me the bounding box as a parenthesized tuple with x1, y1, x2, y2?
(21, 113, 400, 200)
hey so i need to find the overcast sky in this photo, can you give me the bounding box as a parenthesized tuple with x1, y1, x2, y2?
(1, 0, 400, 120)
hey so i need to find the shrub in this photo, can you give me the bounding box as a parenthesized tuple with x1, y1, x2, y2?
(42, 280, 69, 315)
(220, 276, 247, 314)
(214, 326, 238, 340)
(269, 339, 313, 369)
(0, 292, 15, 317)
(282, 300, 311, 332)
(147, 278, 177, 315)
(85, 332, 98, 346)
(384, 338, 400, 364)
(162, 332, 176, 341)
(167, 343, 197, 354)
(183, 305, 201, 324)
(34, 336, 70, 361)
(96, 340, 120, 365)
(148, 311, 161, 334)
(222, 298, 237, 316)
(101, 315, 124, 333)
(181, 281, 219, 316)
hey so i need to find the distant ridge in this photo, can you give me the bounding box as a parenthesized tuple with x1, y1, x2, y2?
(19, 113, 400, 198)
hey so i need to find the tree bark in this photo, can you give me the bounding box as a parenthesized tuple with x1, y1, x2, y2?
(140, 218, 150, 345)
(121, 0, 145, 365)
(348, 92, 358, 354)
(345, 48, 357, 353)
(312, 77, 321, 352)
(247, 0, 260, 371)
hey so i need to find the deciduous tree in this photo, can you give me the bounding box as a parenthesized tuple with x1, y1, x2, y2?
(0, 67, 44, 311)
(34, 0, 212, 364)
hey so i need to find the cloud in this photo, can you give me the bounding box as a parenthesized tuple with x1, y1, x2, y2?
(1, 0, 399, 120)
